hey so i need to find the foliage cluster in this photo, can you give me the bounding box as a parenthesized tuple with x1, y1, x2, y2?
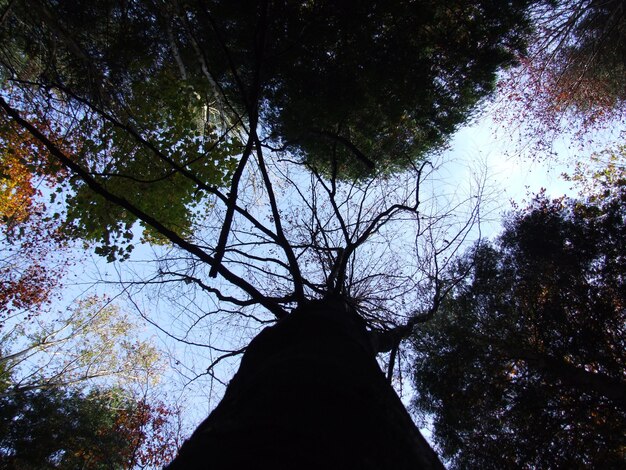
(412, 160, 626, 468)
(0, 120, 69, 319)
(496, 0, 626, 154)
(0, 386, 179, 469)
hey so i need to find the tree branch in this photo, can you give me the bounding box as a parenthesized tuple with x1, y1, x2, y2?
(0, 97, 288, 319)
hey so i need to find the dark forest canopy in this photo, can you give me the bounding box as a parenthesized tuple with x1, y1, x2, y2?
(1, 0, 535, 177)
(411, 165, 626, 468)
(0, 385, 179, 469)
(0, 0, 540, 263)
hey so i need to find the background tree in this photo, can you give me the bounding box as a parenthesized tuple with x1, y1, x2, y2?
(0, 296, 164, 397)
(0, 294, 184, 469)
(0, 385, 181, 469)
(496, 0, 626, 154)
(411, 161, 626, 468)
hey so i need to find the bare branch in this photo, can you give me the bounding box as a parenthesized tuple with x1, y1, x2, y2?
(0, 97, 288, 319)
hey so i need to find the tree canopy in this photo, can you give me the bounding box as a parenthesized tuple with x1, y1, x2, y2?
(0, 0, 539, 316)
(253, 0, 534, 175)
(0, 296, 163, 397)
(0, 293, 181, 469)
(411, 161, 626, 468)
(1, 0, 535, 185)
(0, 385, 180, 469)
(496, 0, 626, 153)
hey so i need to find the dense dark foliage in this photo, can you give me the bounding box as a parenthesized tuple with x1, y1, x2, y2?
(0, 386, 177, 469)
(412, 172, 626, 468)
(253, 0, 535, 175)
(1, 0, 535, 181)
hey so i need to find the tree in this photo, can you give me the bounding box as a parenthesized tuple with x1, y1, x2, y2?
(0, 0, 535, 180)
(252, 0, 535, 175)
(0, 385, 181, 469)
(0, 296, 164, 397)
(496, 0, 626, 154)
(0, 295, 183, 469)
(411, 166, 626, 468)
(0, 120, 69, 320)
(1, 0, 242, 260)
(0, 0, 541, 467)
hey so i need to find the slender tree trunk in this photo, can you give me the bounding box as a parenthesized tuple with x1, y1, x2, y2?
(166, 299, 443, 469)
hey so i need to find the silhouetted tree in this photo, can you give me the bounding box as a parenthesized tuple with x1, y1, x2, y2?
(411, 167, 626, 468)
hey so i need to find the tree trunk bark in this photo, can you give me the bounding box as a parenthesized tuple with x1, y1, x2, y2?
(166, 299, 443, 469)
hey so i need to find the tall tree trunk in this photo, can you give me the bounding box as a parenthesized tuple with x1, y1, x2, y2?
(166, 299, 443, 469)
